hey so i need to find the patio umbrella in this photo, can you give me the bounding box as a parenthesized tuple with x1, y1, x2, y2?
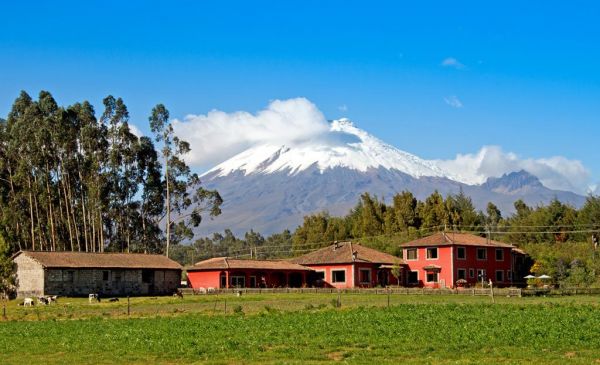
(538, 274, 551, 279)
(524, 275, 536, 279)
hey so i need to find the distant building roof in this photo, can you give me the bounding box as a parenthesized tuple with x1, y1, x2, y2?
(400, 232, 515, 248)
(289, 242, 404, 265)
(187, 257, 313, 272)
(14, 251, 182, 270)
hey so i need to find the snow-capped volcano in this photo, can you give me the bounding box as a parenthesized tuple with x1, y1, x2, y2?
(204, 119, 455, 180)
(194, 119, 585, 236)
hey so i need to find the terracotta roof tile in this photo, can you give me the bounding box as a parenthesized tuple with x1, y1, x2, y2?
(16, 251, 182, 270)
(289, 242, 404, 265)
(400, 232, 515, 248)
(187, 257, 313, 271)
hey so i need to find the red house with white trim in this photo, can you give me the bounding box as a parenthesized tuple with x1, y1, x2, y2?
(401, 232, 526, 288)
(187, 257, 314, 289)
(289, 242, 405, 288)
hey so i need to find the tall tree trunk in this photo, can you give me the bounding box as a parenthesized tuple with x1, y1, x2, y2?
(27, 174, 35, 250)
(165, 159, 171, 258)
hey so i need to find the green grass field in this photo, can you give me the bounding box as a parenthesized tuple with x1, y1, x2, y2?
(1, 294, 600, 364)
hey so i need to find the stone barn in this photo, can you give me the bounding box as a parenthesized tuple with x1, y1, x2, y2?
(13, 251, 182, 297)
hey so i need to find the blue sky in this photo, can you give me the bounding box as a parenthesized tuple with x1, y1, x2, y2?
(1, 1, 599, 192)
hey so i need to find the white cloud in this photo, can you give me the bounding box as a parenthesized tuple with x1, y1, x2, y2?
(172, 98, 329, 167)
(441, 57, 465, 69)
(338, 104, 348, 112)
(444, 95, 463, 108)
(434, 146, 591, 194)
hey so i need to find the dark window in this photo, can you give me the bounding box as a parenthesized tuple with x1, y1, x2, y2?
(469, 268, 475, 278)
(495, 271, 504, 282)
(426, 247, 438, 259)
(102, 271, 110, 281)
(457, 247, 466, 259)
(142, 270, 153, 283)
(332, 270, 346, 283)
(315, 271, 325, 280)
(477, 248, 487, 260)
(457, 269, 466, 280)
(408, 271, 418, 283)
(495, 249, 504, 261)
(220, 274, 227, 288)
(406, 249, 417, 260)
(426, 272, 438, 283)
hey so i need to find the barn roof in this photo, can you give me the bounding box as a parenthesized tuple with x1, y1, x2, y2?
(187, 257, 313, 271)
(400, 232, 515, 248)
(289, 242, 404, 265)
(14, 251, 182, 270)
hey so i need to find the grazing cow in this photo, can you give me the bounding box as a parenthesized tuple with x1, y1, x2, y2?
(47, 295, 58, 303)
(88, 293, 100, 303)
(23, 298, 34, 306)
(37, 296, 49, 305)
(173, 290, 183, 299)
(108, 298, 119, 302)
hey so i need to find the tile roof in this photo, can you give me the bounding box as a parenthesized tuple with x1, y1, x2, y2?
(187, 257, 313, 271)
(289, 242, 404, 265)
(400, 232, 516, 248)
(15, 251, 182, 270)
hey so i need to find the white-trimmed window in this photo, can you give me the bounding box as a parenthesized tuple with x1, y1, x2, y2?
(359, 268, 371, 284)
(408, 271, 419, 284)
(426, 247, 438, 260)
(332, 269, 346, 283)
(457, 268, 467, 280)
(406, 248, 418, 260)
(469, 268, 475, 279)
(495, 270, 504, 282)
(457, 246, 466, 260)
(476, 248, 487, 260)
(495, 248, 504, 261)
(426, 272, 439, 283)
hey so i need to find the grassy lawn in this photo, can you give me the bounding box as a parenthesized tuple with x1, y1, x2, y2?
(1, 294, 600, 364)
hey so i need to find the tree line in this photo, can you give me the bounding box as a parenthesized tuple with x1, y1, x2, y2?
(172, 190, 600, 266)
(0, 90, 222, 256)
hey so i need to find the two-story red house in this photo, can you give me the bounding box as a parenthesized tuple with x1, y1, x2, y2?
(289, 242, 405, 288)
(401, 232, 524, 288)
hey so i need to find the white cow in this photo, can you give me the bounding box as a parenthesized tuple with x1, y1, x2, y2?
(23, 297, 34, 306)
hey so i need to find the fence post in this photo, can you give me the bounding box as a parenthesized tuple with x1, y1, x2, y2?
(337, 291, 341, 308)
(2, 299, 6, 321)
(224, 299, 227, 314)
(127, 296, 130, 316)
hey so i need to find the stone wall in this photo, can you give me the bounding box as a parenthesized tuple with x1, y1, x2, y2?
(43, 268, 181, 296)
(14, 254, 45, 297)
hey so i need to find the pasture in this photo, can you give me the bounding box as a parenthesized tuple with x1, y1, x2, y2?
(1, 293, 600, 364)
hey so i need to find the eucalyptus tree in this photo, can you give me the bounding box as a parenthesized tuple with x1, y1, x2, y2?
(149, 104, 222, 257)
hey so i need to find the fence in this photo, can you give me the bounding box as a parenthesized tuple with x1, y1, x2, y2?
(180, 287, 523, 297)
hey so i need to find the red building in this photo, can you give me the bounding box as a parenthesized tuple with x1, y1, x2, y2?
(401, 232, 526, 288)
(289, 242, 405, 288)
(187, 257, 314, 289)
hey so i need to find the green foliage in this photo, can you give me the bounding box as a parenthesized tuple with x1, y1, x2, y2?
(0, 91, 221, 255)
(1, 303, 600, 364)
(0, 233, 16, 296)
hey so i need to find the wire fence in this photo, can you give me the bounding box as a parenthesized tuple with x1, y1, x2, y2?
(3, 287, 600, 322)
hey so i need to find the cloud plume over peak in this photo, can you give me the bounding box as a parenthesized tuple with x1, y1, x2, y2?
(434, 146, 592, 194)
(172, 98, 329, 167)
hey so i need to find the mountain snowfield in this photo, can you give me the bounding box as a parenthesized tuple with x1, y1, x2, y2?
(196, 119, 585, 236)
(204, 119, 460, 181)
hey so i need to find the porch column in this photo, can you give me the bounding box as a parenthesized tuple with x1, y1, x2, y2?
(225, 271, 229, 289)
(285, 272, 290, 287)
